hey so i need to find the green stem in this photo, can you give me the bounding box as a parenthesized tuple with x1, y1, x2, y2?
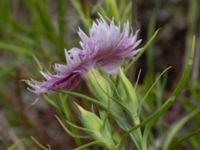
(59, 95, 82, 146)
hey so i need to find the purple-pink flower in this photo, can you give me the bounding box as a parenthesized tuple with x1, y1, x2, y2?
(78, 19, 142, 74)
(28, 18, 142, 95)
(28, 48, 90, 95)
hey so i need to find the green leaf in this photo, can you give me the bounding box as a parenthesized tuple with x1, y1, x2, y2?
(56, 90, 106, 110)
(125, 29, 159, 72)
(7, 138, 27, 150)
(138, 66, 172, 115)
(118, 69, 139, 123)
(117, 69, 143, 149)
(31, 136, 51, 150)
(171, 128, 200, 149)
(146, 0, 160, 72)
(57, 0, 67, 47)
(120, 1, 132, 23)
(44, 96, 59, 109)
(56, 115, 89, 139)
(0, 42, 32, 56)
(145, 35, 195, 126)
(74, 141, 102, 150)
(118, 36, 196, 148)
(65, 119, 91, 132)
(24, 0, 61, 47)
(70, 0, 91, 29)
(104, 0, 119, 22)
(162, 110, 198, 150)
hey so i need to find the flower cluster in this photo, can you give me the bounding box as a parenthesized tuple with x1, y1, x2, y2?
(28, 18, 142, 95)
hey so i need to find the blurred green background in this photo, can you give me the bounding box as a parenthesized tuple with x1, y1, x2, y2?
(0, 0, 200, 149)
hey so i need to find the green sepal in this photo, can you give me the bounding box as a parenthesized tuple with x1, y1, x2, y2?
(75, 103, 116, 150)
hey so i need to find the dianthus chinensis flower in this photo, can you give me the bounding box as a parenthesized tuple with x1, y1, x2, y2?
(28, 18, 142, 95)
(28, 48, 90, 95)
(78, 18, 142, 75)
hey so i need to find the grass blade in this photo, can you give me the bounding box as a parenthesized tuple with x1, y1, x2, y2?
(55, 115, 89, 139)
(171, 128, 200, 149)
(31, 136, 51, 150)
(163, 110, 198, 150)
(0, 42, 32, 56)
(74, 141, 102, 150)
(125, 29, 159, 72)
(55, 90, 106, 110)
(119, 36, 195, 147)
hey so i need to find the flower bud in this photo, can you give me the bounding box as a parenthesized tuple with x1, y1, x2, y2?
(84, 69, 112, 104)
(75, 103, 116, 149)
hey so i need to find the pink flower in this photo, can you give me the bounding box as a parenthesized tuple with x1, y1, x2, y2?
(78, 18, 142, 74)
(28, 48, 90, 95)
(28, 18, 141, 95)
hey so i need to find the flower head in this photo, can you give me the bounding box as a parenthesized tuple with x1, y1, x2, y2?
(78, 18, 142, 74)
(28, 48, 89, 95)
(28, 17, 142, 95)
